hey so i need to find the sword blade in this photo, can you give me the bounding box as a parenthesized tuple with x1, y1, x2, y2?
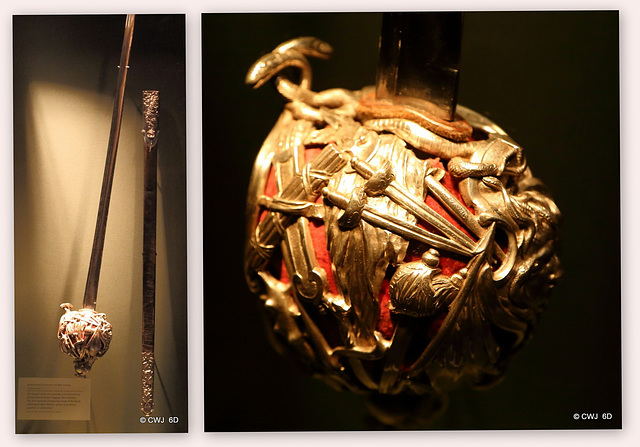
(83, 14, 135, 310)
(376, 12, 463, 122)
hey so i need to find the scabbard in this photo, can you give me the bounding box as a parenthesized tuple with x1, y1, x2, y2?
(141, 90, 159, 415)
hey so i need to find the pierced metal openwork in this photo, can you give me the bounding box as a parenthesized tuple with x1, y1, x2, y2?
(244, 37, 561, 402)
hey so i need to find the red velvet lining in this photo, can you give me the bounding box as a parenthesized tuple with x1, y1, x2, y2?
(257, 145, 476, 342)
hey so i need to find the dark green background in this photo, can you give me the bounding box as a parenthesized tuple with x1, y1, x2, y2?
(202, 11, 620, 431)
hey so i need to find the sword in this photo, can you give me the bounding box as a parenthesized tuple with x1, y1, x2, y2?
(58, 14, 135, 377)
(141, 90, 159, 415)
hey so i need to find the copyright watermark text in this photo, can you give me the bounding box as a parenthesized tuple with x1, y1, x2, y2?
(139, 416, 180, 424)
(573, 412, 613, 420)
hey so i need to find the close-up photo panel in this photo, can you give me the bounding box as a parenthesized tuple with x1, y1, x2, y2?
(202, 10, 621, 432)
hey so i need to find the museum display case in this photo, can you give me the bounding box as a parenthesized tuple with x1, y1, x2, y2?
(13, 14, 188, 434)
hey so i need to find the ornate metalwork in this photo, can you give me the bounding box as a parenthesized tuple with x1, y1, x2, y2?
(245, 37, 561, 400)
(141, 90, 159, 416)
(58, 304, 113, 378)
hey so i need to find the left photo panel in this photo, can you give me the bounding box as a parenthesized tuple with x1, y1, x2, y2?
(13, 14, 187, 433)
